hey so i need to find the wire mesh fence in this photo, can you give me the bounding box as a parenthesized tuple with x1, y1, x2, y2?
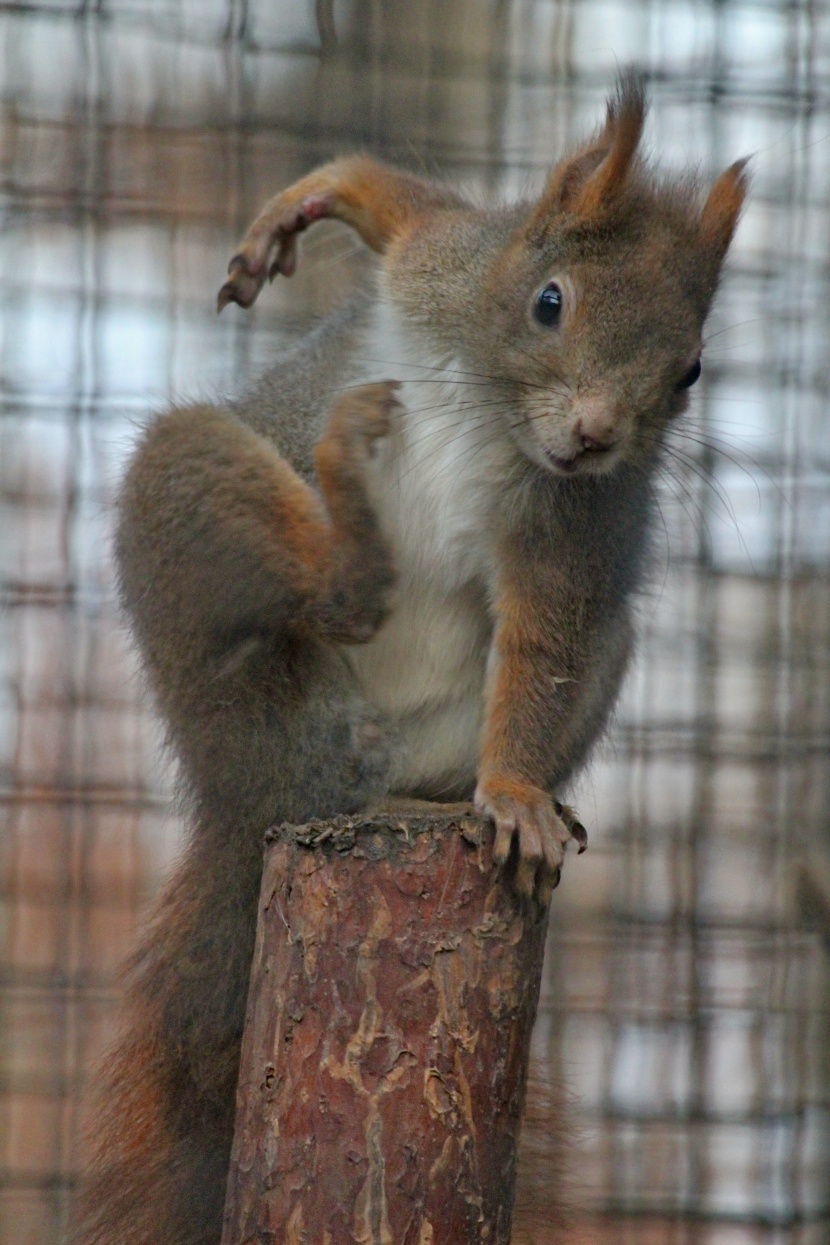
(0, 1, 828, 1242)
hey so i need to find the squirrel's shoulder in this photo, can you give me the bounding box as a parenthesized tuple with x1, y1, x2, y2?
(232, 285, 377, 477)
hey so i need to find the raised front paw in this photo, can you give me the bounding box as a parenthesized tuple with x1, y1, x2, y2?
(217, 192, 334, 311)
(314, 383, 401, 646)
(324, 381, 402, 461)
(474, 775, 587, 905)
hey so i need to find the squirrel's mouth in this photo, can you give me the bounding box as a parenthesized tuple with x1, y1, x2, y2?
(545, 452, 582, 475)
(544, 442, 621, 477)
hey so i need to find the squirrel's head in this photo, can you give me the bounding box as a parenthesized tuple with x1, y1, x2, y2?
(387, 73, 749, 479)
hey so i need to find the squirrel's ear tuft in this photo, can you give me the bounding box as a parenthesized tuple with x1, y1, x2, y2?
(571, 71, 647, 216)
(529, 71, 647, 237)
(699, 157, 750, 262)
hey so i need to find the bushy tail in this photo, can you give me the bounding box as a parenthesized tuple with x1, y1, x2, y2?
(74, 819, 263, 1245)
(512, 1075, 603, 1245)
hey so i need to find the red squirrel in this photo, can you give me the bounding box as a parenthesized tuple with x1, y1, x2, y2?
(75, 76, 747, 1244)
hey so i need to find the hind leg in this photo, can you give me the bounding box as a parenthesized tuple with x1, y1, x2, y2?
(77, 385, 403, 1245)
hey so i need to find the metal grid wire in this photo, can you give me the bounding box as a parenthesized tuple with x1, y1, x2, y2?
(0, 2, 828, 1242)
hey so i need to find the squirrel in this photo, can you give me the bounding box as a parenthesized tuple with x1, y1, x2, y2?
(74, 76, 747, 1245)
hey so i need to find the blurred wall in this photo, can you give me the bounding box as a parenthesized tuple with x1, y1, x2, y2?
(0, 2, 828, 1242)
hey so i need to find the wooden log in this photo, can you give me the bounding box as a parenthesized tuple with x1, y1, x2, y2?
(220, 811, 551, 1245)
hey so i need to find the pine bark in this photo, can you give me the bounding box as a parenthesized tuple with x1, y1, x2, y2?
(220, 811, 550, 1245)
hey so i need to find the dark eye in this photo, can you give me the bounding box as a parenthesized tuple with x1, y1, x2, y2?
(676, 357, 702, 390)
(533, 282, 563, 327)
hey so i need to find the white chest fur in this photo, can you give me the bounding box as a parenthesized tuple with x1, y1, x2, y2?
(342, 298, 517, 796)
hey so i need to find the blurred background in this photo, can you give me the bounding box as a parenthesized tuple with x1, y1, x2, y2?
(1, 1, 828, 1242)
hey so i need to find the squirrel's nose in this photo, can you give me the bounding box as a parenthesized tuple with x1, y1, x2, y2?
(576, 418, 617, 453)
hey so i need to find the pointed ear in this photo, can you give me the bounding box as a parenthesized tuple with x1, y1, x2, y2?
(527, 73, 647, 238)
(539, 146, 608, 218)
(699, 157, 750, 262)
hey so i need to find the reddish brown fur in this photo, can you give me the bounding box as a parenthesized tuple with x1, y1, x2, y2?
(527, 75, 645, 232)
(278, 155, 461, 250)
(219, 156, 465, 310)
(570, 76, 646, 216)
(699, 157, 751, 259)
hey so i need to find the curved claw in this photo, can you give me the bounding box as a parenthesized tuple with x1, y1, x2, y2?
(217, 257, 266, 313)
(216, 192, 335, 314)
(476, 779, 576, 904)
(475, 780, 590, 904)
(555, 801, 589, 854)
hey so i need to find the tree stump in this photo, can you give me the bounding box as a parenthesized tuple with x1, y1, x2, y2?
(220, 810, 551, 1245)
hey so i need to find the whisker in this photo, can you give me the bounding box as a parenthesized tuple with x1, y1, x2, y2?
(670, 426, 786, 507)
(388, 347, 572, 398)
(658, 442, 756, 568)
(386, 403, 516, 487)
(703, 317, 766, 345)
(652, 461, 701, 537)
(349, 355, 554, 394)
(645, 445, 718, 562)
(647, 464, 688, 584)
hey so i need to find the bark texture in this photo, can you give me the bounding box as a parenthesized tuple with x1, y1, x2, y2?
(220, 811, 551, 1245)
